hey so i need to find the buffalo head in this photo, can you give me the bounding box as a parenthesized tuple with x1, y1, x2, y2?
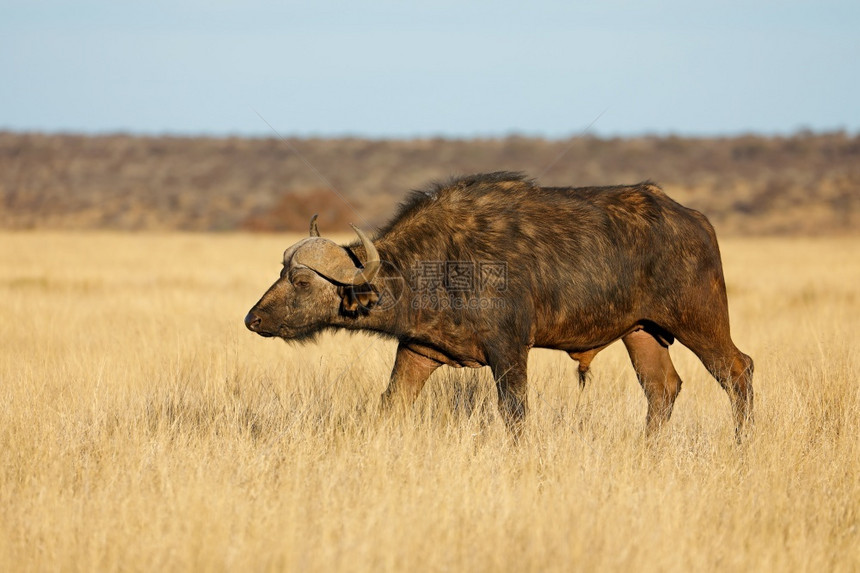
(244, 216, 381, 341)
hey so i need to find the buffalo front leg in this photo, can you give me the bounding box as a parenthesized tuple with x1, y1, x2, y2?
(489, 349, 530, 438)
(380, 344, 441, 414)
(622, 329, 683, 435)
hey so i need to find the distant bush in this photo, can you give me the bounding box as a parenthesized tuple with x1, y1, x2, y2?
(0, 131, 857, 235)
(240, 189, 356, 233)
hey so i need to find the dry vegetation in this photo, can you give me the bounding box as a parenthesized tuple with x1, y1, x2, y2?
(1, 231, 858, 571)
(1, 131, 859, 235)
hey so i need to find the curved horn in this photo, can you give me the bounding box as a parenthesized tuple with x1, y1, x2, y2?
(292, 226, 380, 286)
(350, 224, 380, 284)
(309, 214, 320, 237)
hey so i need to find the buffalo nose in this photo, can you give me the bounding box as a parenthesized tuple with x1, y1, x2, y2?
(245, 311, 262, 332)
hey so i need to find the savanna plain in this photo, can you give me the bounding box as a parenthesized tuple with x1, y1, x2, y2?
(1, 232, 858, 572)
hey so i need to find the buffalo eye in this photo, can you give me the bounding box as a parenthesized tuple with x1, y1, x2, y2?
(293, 278, 311, 289)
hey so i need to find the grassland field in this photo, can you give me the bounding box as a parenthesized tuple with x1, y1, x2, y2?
(1, 232, 858, 572)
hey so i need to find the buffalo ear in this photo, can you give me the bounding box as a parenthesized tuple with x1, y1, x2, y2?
(338, 285, 380, 313)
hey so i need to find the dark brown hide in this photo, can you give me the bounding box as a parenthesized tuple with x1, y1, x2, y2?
(246, 172, 753, 438)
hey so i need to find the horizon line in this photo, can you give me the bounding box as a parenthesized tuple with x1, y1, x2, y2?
(1, 126, 857, 141)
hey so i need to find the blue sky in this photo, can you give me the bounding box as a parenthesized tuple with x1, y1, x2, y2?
(2, 1, 858, 138)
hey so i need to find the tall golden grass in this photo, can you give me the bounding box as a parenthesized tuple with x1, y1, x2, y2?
(1, 232, 858, 572)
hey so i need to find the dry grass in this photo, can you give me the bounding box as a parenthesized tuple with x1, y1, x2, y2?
(1, 232, 858, 572)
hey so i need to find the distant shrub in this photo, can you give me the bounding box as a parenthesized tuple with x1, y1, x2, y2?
(240, 188, 357, 233)
(0, 131, 858, 235)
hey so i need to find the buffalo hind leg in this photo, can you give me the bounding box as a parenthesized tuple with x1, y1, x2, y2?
(682, 335, 754, 440)
(664, 265, 754, 439)
(380, 344, 441, 413)
(669, 307, 754, 439)
(622, 329, 683, 435)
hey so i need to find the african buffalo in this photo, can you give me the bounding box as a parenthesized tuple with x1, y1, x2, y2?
(245, 172, 753, 437)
